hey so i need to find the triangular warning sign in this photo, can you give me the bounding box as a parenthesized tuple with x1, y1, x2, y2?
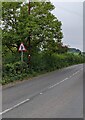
(19, 43, 26, 52)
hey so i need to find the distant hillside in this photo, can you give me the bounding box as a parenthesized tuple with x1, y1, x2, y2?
(68, 48, 81, 54)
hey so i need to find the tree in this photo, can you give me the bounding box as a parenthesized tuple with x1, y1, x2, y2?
(56, 43, 69, 54)
(2, 1, 63, 56)
(2, 2, 22, 52)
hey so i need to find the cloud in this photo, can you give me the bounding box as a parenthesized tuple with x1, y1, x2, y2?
(51, 1, 83, 51)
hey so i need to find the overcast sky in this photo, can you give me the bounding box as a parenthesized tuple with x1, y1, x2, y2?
(50, 1, 83, 51)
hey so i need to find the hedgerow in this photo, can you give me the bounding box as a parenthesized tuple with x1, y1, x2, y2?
(2, 53, 85, 85)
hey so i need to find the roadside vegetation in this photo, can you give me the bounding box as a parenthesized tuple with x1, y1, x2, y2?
(1, 1, 85, 85)
(2, 52, 84, 85)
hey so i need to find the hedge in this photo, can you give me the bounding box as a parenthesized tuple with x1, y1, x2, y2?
(2, 53, 85, 85)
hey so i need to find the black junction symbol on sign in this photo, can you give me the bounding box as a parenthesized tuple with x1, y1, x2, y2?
(21, 46, 23, 51)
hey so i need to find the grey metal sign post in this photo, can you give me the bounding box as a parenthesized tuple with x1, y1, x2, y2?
(19, 43, 26, 62)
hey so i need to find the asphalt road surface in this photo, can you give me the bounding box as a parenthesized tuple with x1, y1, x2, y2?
(2, 64, 84, 118)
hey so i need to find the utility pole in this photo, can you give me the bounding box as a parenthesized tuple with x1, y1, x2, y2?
(28, 0, 31, 68)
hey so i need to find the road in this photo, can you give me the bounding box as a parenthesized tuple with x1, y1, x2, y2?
(2, 64, 84, 118)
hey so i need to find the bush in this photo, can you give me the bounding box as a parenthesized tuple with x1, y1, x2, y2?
(14, 61, 28, 74)
(2, 61, 29, 84)
(2, 52, 85, 85)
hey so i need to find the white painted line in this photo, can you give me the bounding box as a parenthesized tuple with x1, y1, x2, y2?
(1, 69, 82, 115)
(0, 98, 30, 115)
(74, 72, 77, 75)
(73, 71, 80, 76)
(49, 78, 68, 89)
(69, 76, 72, 78)
(0, 113, 2, 115)
(0, 77, 69, 115)
(49, 69, 82, 90)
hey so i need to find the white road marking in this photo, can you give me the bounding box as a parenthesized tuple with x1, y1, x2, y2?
(1, 77, 69, 115)
(1, 69, 82, 115)
(0, 98, 30, 115)
(69, 76, 72, 78)
(49, 69, 82, 89)
(72, 71, 80, 76)
(49, 78, 68, 89)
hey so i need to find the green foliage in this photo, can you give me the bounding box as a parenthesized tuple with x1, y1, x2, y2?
(2, 2, 63, 55)
(3, 61, 28, 75)
(2, 61, 29, 85)
(2, 52, 85, 85)
(1, 2, 85, 85)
